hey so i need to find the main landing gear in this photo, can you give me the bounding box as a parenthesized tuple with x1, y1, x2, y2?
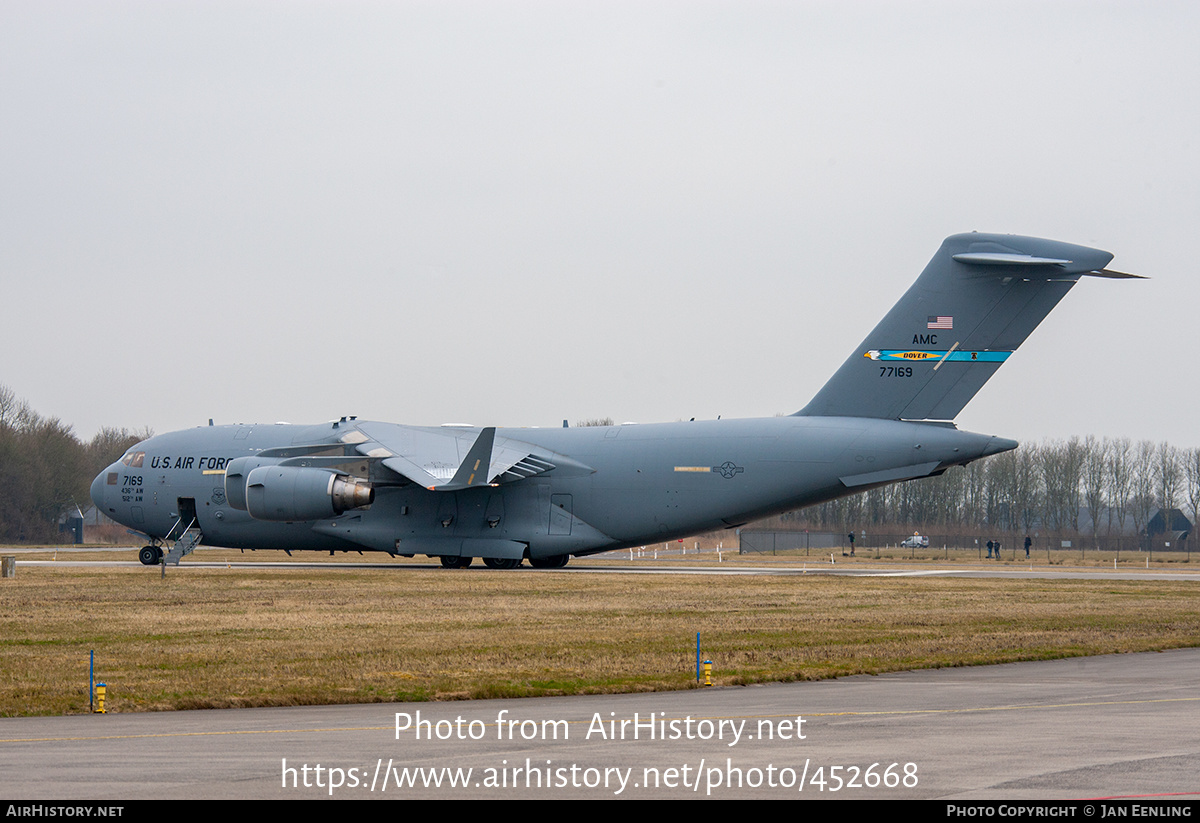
(482, 557, 522, 570)
(438, 554, 570, 569)
(528, 555, 569, 569)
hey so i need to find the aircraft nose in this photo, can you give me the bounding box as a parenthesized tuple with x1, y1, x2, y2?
(90, 469, 108, 510)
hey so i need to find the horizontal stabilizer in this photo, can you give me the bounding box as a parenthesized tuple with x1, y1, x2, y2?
(1085, 268, 1145, 279)
(953, 252, 1146, 281)
(951, 252, 1073, 266)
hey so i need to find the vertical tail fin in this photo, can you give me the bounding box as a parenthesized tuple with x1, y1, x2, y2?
(798, 233, 1136, 421)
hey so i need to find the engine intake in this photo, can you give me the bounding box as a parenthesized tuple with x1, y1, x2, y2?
(224, 456, 275, 511)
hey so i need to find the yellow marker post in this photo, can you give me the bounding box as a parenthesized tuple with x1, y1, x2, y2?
(94, 683, 107, 714)
(704, 660, 713, 686)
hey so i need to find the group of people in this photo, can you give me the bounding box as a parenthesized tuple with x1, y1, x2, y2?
(988, 536, 1034, 559)
(842, 532, 1035, 560)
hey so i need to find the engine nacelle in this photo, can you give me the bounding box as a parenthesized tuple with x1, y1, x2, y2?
(244, 465, 374, 522)
(224, 456, 277, 511)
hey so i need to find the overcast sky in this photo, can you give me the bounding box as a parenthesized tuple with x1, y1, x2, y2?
(2, 1, 1196, 448)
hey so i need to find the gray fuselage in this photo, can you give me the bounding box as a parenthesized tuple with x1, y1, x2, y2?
(91, 415, 1012, 560)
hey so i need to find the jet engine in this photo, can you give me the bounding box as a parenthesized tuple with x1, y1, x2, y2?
(224, 456, 275, 511)
(241, 465, 374, 522)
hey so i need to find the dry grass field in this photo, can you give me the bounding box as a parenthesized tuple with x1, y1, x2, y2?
(3, 554, 1199, 717)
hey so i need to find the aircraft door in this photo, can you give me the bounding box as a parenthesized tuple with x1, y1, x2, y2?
(176, 497, 198, 530)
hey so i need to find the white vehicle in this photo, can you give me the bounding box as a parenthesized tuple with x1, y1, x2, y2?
(900, 534, 929, 548)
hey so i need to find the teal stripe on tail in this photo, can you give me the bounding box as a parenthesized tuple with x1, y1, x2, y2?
(797, 233, 1133, 421)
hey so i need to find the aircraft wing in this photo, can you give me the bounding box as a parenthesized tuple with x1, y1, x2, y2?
(339, 422, 560, 490)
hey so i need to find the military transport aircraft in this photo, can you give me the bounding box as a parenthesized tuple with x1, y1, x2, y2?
(91, 233, 1137, 569)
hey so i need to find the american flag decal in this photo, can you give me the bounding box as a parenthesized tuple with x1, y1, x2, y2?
(927, 315, 953, 329)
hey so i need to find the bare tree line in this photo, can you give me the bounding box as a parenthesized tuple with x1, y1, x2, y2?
(782, 435, 1199, 550)
(577, 416, 1198, 548)
(0, 385, 147, 543)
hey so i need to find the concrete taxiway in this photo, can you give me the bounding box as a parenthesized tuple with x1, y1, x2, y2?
(11, 549, 1200, 583)
(2, 648, 1197, 799)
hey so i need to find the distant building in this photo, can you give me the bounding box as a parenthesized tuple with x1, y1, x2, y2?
(1146, 508, 1192, 538)
(1076, 506, 1191, 536)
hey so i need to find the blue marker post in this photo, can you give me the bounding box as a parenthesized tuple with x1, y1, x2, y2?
(89, 650, 94, 713)
(696, 633, 700, 683)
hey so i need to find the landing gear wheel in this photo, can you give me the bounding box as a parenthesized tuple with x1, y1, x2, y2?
(529, 554, 569, 569)
(439, 556, 472, 569)
(482, 557, 522, 570)
(138, 546, 163, 566)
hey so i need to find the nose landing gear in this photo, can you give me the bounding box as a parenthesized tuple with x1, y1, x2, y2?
(138, 545, 164, 566)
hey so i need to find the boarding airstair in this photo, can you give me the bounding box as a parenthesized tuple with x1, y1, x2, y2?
(163, 527, 202, 566)
(161, 498, 203, 567)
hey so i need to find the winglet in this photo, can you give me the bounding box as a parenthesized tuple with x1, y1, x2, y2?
(443, 427, 497, 490)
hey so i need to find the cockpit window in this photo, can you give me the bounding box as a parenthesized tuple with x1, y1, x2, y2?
(121, 451, 145, 468)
